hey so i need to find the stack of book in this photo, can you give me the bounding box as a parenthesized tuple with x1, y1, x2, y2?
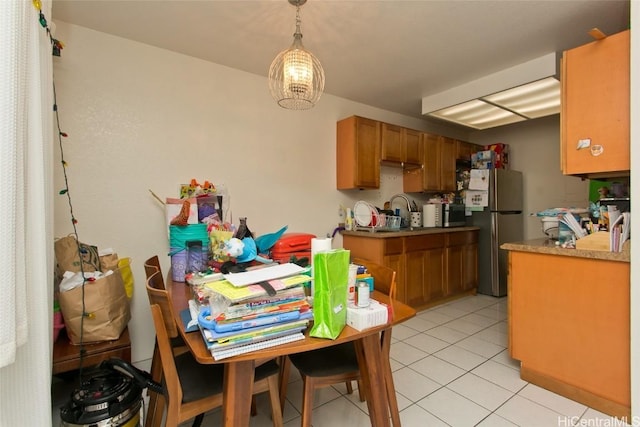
(195, 264, 312, 360)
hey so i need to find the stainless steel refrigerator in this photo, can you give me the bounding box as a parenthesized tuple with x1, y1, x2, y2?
(471, 168, 523, 297)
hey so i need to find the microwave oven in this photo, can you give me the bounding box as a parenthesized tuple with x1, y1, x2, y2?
(436, 203, 466, 227)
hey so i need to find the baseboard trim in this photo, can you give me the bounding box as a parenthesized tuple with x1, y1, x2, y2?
(520, 365, 630, 421)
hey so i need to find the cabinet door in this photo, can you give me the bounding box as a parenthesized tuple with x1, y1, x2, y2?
(405, 248, 446, 306)
(402, 167, 423, 193)
(445, 246, 464, 296)
(405, 251, 425, 306)
(404, 129, 423, 165)
(424, 248, 446, 301)
(423, 133, 441, 191)
(440, 137, 457, 192)
(456, 140, 480, 162)
(561, 30, 629, 176)
(462, 243, 478, 291)
(337, 116, 381, 189)
(381, 123, 404, 163)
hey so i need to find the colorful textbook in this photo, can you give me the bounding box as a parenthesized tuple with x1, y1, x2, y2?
(193, 266, 313, 360)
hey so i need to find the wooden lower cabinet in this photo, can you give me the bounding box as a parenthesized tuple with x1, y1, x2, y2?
(445, 231, 478, 296)
(507, 250, 630, 419)
(343, 230, 477, 309)
(445, 245, 464, 296)
(405, 234, 446, 307)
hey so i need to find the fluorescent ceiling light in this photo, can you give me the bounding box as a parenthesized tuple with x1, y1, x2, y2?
(427, 77, 560, 130)
(430, 99, 526, 129)
(422, 53, 560, 130)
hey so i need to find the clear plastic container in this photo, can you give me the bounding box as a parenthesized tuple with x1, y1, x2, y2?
(387, 216, 401, 229)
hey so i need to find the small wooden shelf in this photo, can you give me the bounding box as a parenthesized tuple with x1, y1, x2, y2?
(52, 327, 131, 375)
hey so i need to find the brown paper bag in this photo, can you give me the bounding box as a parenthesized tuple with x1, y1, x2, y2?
(55, 235, 101, 274)
(58, 269, 131, 344)
(99, 253, 119, 272)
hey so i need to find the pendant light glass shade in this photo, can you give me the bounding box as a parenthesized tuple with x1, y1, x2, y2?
(269, 1, 324, 110)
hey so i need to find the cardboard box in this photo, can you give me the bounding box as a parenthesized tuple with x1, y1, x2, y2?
(471, 150, 495, 169)
(484, 143, 510, 169)
(346, 299, 390, 331)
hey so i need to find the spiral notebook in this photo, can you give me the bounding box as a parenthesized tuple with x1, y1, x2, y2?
(210, 331, 305, 361)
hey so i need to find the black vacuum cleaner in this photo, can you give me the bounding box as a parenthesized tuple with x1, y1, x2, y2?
(60, 358, 163, 427)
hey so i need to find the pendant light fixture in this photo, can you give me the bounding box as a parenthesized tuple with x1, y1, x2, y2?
(269, 0, 325, 110)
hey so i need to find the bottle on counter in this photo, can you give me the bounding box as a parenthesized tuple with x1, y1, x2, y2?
(345, 207, 353, 231)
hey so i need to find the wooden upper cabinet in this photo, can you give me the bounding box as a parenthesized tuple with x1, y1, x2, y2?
(422, 132, 442, 191)
(402, 133, 456, 193)
(456, 140, 480, 162)
(337, 116, 381, 189)
(381, 123, 423, 166)
(440, 136, 456, 192)
(404, 129, 423, 165)
(561, 29, 630, 177)
(381, 123, 404, 163)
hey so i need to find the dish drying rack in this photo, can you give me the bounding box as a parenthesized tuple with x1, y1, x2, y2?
(354, 215, 402, 232)
(352, 200, 401, 232)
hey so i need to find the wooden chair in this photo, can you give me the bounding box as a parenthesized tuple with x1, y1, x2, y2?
(144, 255, 165, 288)
(146, 271, 284, 427)
(279, 258, 399, 427)
(352, 258, 400, 427)
(144, 255, 187, 427)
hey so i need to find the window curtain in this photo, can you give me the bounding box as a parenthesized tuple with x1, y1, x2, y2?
(0, 0, 54, 425)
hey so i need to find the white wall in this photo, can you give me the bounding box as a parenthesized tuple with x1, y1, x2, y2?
(51, 22, 469, 364)
(470, 115, 590, 240)
(52, 21, 611, 369)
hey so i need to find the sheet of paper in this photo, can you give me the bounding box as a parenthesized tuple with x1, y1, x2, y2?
(469, 169, 490, 190)
(465, 189, 488, 207)
(223, 263, 305, 287)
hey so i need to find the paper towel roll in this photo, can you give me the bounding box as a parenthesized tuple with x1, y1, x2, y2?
(311, 238, 333, 263)
(423, 204, 437, 227)
(310, 238, 333, 298)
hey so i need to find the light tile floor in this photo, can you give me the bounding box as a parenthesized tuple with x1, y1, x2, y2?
(52, 294, 631, 426)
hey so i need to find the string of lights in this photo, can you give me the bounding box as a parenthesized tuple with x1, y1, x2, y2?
(33, 0, 93, 380)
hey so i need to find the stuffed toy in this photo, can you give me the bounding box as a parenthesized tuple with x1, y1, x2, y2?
(237, 237, 273, 264)
(170, 200, 190, 226)
(224, 238, 244, 258)
(254, 225, 288, 253)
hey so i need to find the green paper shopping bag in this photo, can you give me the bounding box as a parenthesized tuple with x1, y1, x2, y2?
(310, 249, 350, 339)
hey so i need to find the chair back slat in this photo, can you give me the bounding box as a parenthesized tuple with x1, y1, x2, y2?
(352, 257, 396, 301)
(146, 270, 180, 338)
(144, 255, 165, 290)
(149, 304, 183, 407)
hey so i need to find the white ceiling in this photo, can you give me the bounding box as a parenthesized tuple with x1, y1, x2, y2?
(51, 0, 630, 124)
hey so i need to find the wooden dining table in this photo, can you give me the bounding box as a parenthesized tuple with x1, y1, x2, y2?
(168, 278, 416, 426)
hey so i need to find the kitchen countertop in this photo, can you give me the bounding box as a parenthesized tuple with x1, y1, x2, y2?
(341, 226, 480, 238)
(501, 238, 630, 263)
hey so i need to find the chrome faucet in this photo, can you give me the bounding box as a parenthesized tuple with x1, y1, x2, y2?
(389, 194, 413, 227)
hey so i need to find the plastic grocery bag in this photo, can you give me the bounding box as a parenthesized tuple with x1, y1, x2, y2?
(118, 257, 134, 299)
(309, 249, 350, 340)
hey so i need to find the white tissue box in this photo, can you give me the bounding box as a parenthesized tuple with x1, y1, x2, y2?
(346, 299, 390, 331)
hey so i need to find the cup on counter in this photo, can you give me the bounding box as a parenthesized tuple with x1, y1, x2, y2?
(410, 212, 422, 227)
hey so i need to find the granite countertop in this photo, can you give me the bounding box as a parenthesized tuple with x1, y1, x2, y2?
(501, 238, 630, 263)
(341, 226, 480, 238)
